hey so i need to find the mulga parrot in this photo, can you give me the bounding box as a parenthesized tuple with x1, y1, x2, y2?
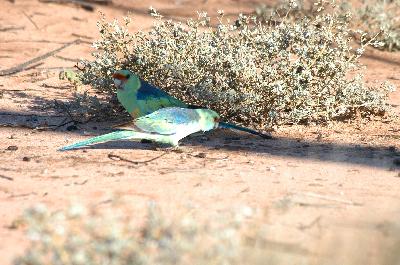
(59, 107, 219, 151)
(113, 70, 271, 139)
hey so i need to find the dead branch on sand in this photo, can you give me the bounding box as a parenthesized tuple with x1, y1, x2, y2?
(39, 0, 112, 12)
(0, 39, 79, 76)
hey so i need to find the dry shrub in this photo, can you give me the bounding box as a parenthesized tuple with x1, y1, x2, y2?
(75, 1, 394, 128)
(14, 202, 400, 265)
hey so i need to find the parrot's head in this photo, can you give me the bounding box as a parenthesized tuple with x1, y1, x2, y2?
(113, 70, 140, 93)
(197, 109, 220, 131)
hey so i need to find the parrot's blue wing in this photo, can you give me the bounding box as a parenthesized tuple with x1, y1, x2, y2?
(137, 79, 187, 113)
(137, 80, 179, 102)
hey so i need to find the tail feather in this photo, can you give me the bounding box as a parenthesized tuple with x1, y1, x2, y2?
(218, 122, 272, 139)
(59, 130, 138, 151)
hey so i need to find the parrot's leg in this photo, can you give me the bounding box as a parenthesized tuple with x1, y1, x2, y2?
(154, 145, 184, 153)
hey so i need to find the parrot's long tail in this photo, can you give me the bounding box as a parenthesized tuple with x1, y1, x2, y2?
(218, 122, 272, 139)
(59, 130, 137, 151)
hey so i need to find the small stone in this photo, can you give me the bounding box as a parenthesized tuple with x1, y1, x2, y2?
(22, 157, 31, 162)
(241, 206, 253, 217)
(6, 146, 18, 151)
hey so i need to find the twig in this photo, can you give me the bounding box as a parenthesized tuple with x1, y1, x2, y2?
(372, 134, 400, 139)
(108, 152, 168, 165)
(0, 39, 78, 44)
(9, 192, 37, 198)
(0, 26, 25, 32)
(0, 175, 13, 181)
(20, 62, 44, 72)
(301, 192, 363, 206)
(39, 0, 95, 11)
(37, 118, 74, 131)
(298, 216, 321, 230)
(0, 39, 90, 44)
(0, 123, 38, 129)
(54, 55, 79, 62)
(36, 66, 76, 71)
(74, 179, 88, 185)
(159, 167, 205, 174)
(188, 153, 229, 161)
(96, 199, 113, 205)
(22, 11, 39, 30)
(86, 0, 112, 5)
(52, 119, 75, 129)
(0, 113, 64, 118)
(71, 33, 93, 39)
(41, 83, 73, 89)
(0, 39, 80, 76)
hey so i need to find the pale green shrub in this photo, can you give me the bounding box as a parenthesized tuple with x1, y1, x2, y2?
(255, 0, 400, 52)
(351, 0, 400, 51)
(76, 2, 394, 128)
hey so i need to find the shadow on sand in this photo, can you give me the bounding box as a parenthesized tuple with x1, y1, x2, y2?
(2, 108, 398, 170)
(78, 132, 399, 170)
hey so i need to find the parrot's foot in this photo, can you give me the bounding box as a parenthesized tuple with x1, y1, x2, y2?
(151, 142, 179, 151)
(158, 145, 185, 153)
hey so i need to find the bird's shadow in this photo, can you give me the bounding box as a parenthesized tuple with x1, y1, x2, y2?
(1, 109, 398, 170)
(61, 129, 400, 170)
(78, 140, 165, 150)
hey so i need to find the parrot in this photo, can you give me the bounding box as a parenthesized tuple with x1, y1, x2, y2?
(112, 70, 271, 139)
(59, 107, 219, 151)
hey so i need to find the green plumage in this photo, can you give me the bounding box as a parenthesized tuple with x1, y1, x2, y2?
(59, 107, 219, 151)
(114, 70, 186, 118)
(113, 70, 271, 139)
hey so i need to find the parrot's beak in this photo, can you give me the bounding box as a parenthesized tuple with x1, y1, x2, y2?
(114, 79, 123, 89)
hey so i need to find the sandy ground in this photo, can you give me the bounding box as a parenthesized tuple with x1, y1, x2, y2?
(1, 0, 400, 264)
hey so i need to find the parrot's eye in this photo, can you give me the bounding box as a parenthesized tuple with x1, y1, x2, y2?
(126, 74, 131, 79)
